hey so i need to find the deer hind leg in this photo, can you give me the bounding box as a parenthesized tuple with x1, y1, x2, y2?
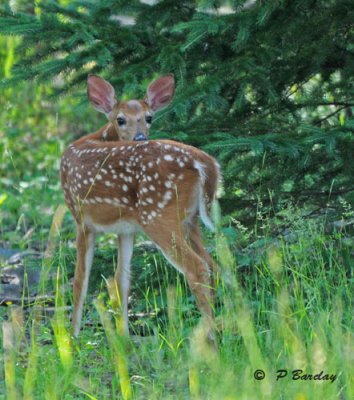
(186, 216, 217, 275)
(72, 224, 95, 336)
(144, 225, 215, 341)
(115, 233, 134, 336)
(185, 216, 218, 305)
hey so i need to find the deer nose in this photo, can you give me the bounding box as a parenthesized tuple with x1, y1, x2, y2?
(133, 132, 148, 141)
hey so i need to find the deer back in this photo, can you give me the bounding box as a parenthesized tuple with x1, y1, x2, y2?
(60, 138, 220, 232)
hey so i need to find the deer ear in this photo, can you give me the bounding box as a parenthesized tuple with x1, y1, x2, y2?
(145, 74, 175, 112)
(87, 75, 116, 115)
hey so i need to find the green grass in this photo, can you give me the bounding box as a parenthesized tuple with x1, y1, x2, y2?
(0, 206, 352, 399)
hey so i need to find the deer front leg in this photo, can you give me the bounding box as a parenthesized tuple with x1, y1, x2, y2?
(72, 224, 95, 337)
(115, 233, 134, 335)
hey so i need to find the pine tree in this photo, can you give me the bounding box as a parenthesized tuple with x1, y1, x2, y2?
(1, 0, 353, 222)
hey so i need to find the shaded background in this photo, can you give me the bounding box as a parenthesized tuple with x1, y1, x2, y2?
(0, 0, 353, 235)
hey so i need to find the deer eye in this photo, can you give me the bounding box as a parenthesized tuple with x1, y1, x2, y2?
(117, 117, 126, 126)
(145, 115, 152, 124)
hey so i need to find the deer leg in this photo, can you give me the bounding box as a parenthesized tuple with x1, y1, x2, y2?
(145, 226, 215, 343)
(185, 217, 218, 307)
(186, 216, 217, 275)
(72, 224, 95, 336)
(115, 233, 134, 335)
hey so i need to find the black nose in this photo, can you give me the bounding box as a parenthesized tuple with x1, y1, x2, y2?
(133, 133, 148, 141)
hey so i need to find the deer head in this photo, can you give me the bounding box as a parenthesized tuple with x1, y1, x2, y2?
(87, 74, 175, 141)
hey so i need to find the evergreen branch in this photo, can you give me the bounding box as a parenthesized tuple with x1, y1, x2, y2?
(314, 106, 347, 126)
(281, 186, 354, 197)
(0, 17, 41, 35)
(295, 102, 354, 108)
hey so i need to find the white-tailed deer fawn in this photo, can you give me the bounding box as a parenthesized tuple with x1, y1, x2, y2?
(60, 75, 220, 342)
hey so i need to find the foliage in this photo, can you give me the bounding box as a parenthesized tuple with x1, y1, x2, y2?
(0, 0, 353, 222)
(0, 10, 100, 236)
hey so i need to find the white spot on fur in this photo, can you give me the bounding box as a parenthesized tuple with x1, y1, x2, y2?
(163, 191, 173, 201)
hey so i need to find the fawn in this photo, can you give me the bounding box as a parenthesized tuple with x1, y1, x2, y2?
(60, 75, 220, 342)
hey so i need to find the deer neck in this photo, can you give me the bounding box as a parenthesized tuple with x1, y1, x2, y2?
(75, 122, 120, 146)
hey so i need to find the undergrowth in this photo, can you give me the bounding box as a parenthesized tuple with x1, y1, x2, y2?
(0, 204, 352, 399)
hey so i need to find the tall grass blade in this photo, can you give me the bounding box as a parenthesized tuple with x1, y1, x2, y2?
(23, 319, 39, 400)
(95, 288, 132, 400)
(2, 321, 17, 400)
